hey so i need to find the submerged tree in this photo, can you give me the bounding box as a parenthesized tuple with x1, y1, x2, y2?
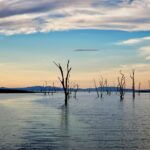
(73, 83, 79, 99)
(68, 81, 73, 96)
(94, 80, 99, 98)
(138, 82, 141, 96)
(54, 60, 72, 106)
(105, 79, 108, 95)
(43, 81, 48, 95)
(51, 82, 56, 95)
(105, 79, 111, 95)
(88, 88, 91, 94)
(130, 70, 135, 99)
(118, 71, 126, 100)
(41, 83, 45, 93)
(148, 81, 150, 90)
(99, 76, 104, 98)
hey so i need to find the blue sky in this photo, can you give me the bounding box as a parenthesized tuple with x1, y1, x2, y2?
(0, 0, 150, 88)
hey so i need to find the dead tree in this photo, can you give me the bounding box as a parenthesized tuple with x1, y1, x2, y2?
(51, 82, 56, 95)
(94, 80, 99, 98)
(105, 79, 111, 95)
(116, 83, 119, 95)
(41, 83, 45, 93)
(69, 81, 73, 96)
(88, 88, 91, 94)
(74, 83, 79, 99)
(54, 60, 72, 106)
(47, 81, 51, 95)
(105, 79, 108, 95)
(118, 71, 126, 100)
(148, 81, 150, 89)
(138, 82, 141, 96)
(44, 81, 51, 95)
(44, 81, 48, 95)
(130, 70, 135, 99)
(99, 76, 104, 98)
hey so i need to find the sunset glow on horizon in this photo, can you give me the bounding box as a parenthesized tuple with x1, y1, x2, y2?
(0, 0, 150, 89)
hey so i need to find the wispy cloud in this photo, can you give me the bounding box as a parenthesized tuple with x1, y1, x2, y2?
(74, 49, 99, 52)
(0, 0, 150, 35)
(116, 36, 150, 60)
(117, 36, 150, 45)
(120, 63, 150, 72)
(139, 46, 150, 60)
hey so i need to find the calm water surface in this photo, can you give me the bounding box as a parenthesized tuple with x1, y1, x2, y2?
(0, 93, 150, 150)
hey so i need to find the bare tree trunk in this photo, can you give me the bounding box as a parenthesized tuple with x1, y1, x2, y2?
(130, 70, 135, 99)
(94, 80, 99, 98)
(51, 82, 55, 95)
(118, 71, 126, 101)
(65, 93, 68, 105)
(41, 83, 45, 93)
(105, 79, 109, 95)
(99, 76, 104, 98)
(88, 88, 91, 94)
(44, 81, 48, 95)
(148, 81, 150, 90)
(54, 60, 72, 106)
(138, 82, 141, 96)
(74, 84, 79, 99)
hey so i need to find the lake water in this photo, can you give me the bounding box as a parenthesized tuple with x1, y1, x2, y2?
(0, 92, 150, 150)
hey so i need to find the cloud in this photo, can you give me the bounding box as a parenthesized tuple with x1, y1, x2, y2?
(117, 36, 150, 45)
(74, 49, 99, 52)
(116, 36, 150, 60)
(139, 46, 150, 60)
(120, 63, 150, 72)
(117, 37, 150, 60)
(0, 0, 150, 35)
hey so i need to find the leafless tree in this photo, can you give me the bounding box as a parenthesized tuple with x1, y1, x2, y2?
(94, 80, 99, 98)
(118, 71, 126, 100)
(105, 79, 111, 95)
(138, 82, 141, 96)
(43, 81, 52, 95)
(99, 76, 104, 98)
(41, 83, 45, 93)
(43, 81, 48, 95)
(51, 82, 56, 95)
(54, 60, 72, 106)
(148, 80, 150, 89)
(88, 88, 91, 94)
(74, 83, 79, 99)
(116, 83, 119, 95)
(105, 79, 108, 95)
(130, 70, 135, 99)
(69, 81, 73, 96)
(48, 81, 51, 95)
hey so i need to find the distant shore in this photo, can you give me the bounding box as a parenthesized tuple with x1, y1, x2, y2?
(0, 88, 34, 93)
(0, 87, 150, 93)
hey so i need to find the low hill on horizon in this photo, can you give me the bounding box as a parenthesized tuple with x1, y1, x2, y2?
(0, 86, 150, 93)
(0, 87, 34, 93)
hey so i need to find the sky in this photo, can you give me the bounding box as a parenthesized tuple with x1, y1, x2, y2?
(0, 0, 150, 89)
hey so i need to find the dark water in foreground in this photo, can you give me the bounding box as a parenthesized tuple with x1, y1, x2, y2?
(0, 93, 150, 150)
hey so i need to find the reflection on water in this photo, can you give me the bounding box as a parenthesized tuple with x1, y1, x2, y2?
(60, 104, 69, 131)
(0, 93, 150, 150)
